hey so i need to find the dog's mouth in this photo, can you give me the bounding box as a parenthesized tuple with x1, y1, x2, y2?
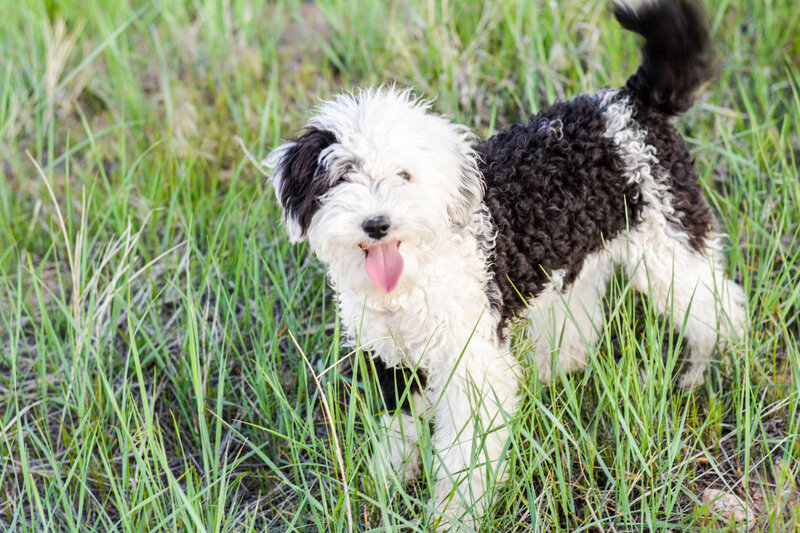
(359, 241, 403, 293)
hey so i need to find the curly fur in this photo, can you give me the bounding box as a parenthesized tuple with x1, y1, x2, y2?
(636, 101, 715, 251)
(477, 94, 645, 324)
(264, 0, 746, 529)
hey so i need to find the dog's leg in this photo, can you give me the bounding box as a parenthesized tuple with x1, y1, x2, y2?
(370, 391, 425, 482)
(671, 268, 746, 389)
(529, 252, 612, 385)
(429, 343, 519, 531)
(614, 220, 747, 388)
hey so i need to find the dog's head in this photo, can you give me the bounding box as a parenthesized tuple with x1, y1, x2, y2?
(264, 87, 482, 294)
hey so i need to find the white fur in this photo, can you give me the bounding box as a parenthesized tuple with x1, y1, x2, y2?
(371, 391, 425, 483)
(266, 87, 746, 530)
(529, 254, 612, 384)
(612, 0, 659, 12)
(267, 88, 518, 530)
(530, 91, 746, 388)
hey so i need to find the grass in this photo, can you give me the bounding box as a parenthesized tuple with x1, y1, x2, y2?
(1, 0, 798, 530)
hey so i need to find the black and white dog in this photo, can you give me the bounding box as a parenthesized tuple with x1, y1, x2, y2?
(265, 0, 745, 528)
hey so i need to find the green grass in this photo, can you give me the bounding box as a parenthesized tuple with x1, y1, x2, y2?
(1, 0, 799, 530)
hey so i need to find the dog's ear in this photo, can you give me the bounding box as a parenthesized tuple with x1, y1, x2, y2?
(447, 146, 484, 226)
(263, 128, 338, 242)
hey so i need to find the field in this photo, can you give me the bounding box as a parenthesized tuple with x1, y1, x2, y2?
(1, 0, 799, 531)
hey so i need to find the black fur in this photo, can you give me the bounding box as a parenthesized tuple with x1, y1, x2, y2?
(631, 96, 714, 251)
(271, 0, 718, 410)
(614, 0, 714, 116)
(477, 96, 642, 324)
(277, 127, 339, 238)
(371, 357, 426, 414)
(478, 0, 715, 324)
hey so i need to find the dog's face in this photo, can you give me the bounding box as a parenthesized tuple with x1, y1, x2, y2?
(265, 88, 482, 294)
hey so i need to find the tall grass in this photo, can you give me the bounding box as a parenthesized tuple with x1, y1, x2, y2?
(1, 0, 798, 531)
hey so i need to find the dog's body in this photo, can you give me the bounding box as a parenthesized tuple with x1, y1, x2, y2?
(266, 0, 746, 528)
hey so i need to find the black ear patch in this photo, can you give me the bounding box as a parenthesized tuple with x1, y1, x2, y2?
(276, 127, 338, 238)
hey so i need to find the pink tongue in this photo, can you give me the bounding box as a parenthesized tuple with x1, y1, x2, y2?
(365, 243, 404, 293)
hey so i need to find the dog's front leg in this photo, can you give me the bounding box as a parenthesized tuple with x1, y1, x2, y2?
(369, 390, 425, 483)
(429, 343, 519, 531)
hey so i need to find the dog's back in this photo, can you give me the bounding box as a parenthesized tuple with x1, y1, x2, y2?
(265, 2, 746, 527)
(477, 0, 717, 323)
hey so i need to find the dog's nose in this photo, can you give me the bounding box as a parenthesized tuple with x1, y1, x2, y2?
(362, 216, 391, 240)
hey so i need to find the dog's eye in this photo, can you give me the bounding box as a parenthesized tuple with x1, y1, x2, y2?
(399, 170, 412, 182)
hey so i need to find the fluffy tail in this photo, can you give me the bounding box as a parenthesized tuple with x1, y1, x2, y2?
(613, 0, 714, 115)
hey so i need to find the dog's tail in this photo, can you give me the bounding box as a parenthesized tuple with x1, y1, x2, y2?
(613, 0, 714, 115)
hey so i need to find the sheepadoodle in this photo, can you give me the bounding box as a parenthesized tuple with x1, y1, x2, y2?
(265, 0, 746, 528)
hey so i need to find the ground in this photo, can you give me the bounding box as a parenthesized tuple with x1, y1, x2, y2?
(1, 0, 799, 531)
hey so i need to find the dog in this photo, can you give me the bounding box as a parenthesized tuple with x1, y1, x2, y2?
(264, 0, 746, 528)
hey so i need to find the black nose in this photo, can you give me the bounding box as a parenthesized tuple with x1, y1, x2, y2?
(362, 216, 391, 240)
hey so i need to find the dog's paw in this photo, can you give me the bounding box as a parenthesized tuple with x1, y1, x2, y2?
(367, 441, 422, 486)
(535, 359, 554, 387)
(429, 498, 475, 533)
(678, 364, 706, 390)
